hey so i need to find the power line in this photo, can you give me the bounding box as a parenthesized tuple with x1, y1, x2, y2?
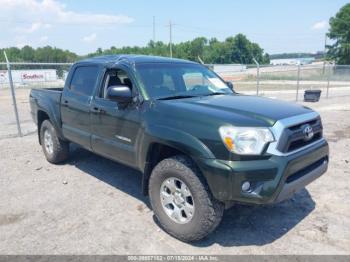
(0, 18, 334, 38)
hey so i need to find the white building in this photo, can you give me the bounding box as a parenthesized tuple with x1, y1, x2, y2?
(270, 57, 315, 66)
(0, 69, 57, 84)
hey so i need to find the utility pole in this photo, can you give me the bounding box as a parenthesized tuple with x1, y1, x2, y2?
(153, 16, 156, 43)
(169, 20, 173, 58)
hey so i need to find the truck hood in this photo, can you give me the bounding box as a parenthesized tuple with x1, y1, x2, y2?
(156, 94, 313, 127)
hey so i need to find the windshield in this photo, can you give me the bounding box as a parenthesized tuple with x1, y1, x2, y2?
(136, 63, 232, 99)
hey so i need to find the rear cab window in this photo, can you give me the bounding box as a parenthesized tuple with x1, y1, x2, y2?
(69, 66, 99, 96)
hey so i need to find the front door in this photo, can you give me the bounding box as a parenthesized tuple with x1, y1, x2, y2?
(90, 68, 141, 167)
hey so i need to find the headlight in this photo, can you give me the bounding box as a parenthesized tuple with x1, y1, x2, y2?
(219, 126, 274, 155)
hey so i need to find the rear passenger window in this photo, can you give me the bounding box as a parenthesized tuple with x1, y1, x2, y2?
(69, 66, 99, 96)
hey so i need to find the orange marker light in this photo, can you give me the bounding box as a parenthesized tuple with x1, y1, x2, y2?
(224, 137, 234, 151)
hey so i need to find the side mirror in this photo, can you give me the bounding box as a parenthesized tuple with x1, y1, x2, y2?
(107, 85, 132, 104)
(226, 81, 234, 91)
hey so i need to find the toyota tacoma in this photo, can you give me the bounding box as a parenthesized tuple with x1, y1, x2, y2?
(30, 55, 329, 242)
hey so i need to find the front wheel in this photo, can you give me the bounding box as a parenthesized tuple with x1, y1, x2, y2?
(149, 155, 224, 242)
(40, 120, 69, 164)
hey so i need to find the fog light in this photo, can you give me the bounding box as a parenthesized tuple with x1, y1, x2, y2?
(242, 181, 251, 192)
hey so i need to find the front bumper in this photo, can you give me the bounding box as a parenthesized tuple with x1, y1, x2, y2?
(195, 139, 329, 204)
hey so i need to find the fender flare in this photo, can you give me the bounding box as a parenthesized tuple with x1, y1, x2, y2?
(36, 101, 64, 142)
(139, 124, 215, 169)
(138, 124, 215, 195)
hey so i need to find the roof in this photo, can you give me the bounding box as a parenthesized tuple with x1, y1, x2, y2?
(79, 54, 197, 66)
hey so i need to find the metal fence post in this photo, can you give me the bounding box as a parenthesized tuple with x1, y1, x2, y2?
(326, 63, 331, 98)
(253, 58, 260, 95)
(296, 64, 301, 101)
(3, 51, 22, 137)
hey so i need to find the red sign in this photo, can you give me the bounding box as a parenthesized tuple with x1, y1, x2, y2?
(22, 73, 44, 80)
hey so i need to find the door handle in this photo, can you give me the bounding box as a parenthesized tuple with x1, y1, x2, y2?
(62, 100, 69, 107)
(93, 107, 106, 114)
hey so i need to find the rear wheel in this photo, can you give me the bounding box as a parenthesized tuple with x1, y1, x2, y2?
(149, 155, 224, 242)
(40, 120, 69, 164)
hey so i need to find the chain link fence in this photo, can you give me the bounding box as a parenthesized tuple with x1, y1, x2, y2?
(0, 62, 72, 139)
(0, 62, 72, 89)
(0, 60, 350, 138)
(219, 63, 350, 101)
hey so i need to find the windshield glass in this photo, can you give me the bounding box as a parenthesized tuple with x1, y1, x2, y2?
(136, 63, 232, 99)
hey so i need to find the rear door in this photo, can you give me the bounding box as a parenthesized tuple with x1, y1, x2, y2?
(61, 64, 100, 150)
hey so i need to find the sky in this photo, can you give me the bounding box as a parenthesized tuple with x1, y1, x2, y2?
(0, 0, 348, 55)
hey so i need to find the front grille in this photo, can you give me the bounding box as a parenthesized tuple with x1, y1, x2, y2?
(288, 119, 318, 131)
(277, 117, 323, 153)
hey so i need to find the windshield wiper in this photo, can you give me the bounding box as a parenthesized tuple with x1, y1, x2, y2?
(157, 95, 197, 100)
(202, 92, 226, 96)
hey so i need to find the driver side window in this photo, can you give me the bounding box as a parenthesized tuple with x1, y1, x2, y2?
(100, 69, 133, 99)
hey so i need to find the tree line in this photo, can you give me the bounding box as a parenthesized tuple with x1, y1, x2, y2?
(327, 3, 350, 65)
(0, 46, 78, 63)
(270, 52, 325, 60)
(88, 34, 270, 65)
(1, 34, 270, 65)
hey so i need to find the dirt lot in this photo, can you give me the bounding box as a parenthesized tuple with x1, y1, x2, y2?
(0, 90, 349, 254)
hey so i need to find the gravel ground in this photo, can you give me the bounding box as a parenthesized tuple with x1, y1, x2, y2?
(0, 92, 349, 255)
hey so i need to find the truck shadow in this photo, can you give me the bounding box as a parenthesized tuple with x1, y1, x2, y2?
(67, 145, 151, 208)
(195, 189, 315, 247)
(67, 145, 315, 247)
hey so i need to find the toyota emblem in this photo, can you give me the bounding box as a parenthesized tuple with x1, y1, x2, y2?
(303, 124, 314, 141)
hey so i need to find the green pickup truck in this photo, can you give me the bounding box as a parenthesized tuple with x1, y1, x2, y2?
(30, 55, 329, 242)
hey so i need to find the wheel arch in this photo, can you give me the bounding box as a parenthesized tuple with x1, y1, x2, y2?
(37, 110, 50, 144)
(141, 142, 208, 196)
(139, 125, 215, 196)
(36, 107, 65, 144)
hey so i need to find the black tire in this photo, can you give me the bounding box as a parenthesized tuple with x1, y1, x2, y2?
(149, 155, 224, 242)
(40, 120, 69, 164)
